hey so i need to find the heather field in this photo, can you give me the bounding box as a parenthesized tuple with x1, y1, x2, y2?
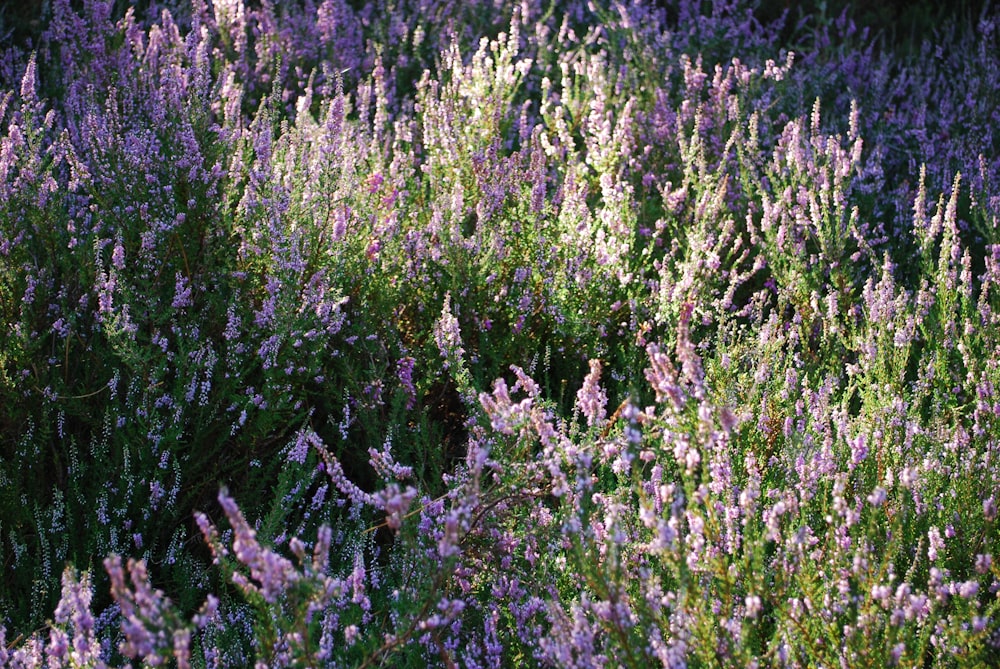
(1, 0, 999, 666)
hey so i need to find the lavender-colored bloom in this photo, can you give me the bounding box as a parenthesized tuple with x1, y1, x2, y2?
(984, 496, 997, 522)
(744, 595, 762, 619)
(216, 489, 301, 604)
(376, 483, 417, 532)
(396, 356, 417, 410)
(315, 443, 378, 510)
(645, 343, 685, 410)
(479, 377, 527, 435)
(171, 272, 193, 310)
(0, 627, 7, 666)
(438, 511, 463, 559)
(928, 526, 945, 562)
(286, 426, 314, 465)
(434, 292, 465, 368)
(173, 628, 192, 669)
(975, 553, 992, 574)
(849, 433, 868, 469)
(47, 626, 69, 664)
(867, 487, 887, 507)
(368, 438, 414, 480)
(576, 359, 608, 427)
(957, 580, 979, 600)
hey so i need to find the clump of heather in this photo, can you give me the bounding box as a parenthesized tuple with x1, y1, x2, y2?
(1, 0, 999, 666)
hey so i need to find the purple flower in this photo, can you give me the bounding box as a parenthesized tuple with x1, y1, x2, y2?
(984, 496, 997, 522)
(216, 489, 301, 604)
(376, 483, 417, 532)
(867, 487, 887, 507)
(396, 356, 417, 410)
(434, 293, 465, 368)
(928, 526, 945, 562)
(744, 595, 762, 619)
(438, 511, 463, 559)
(286, 427, 315, 465)
(172, 272, 193, 309)
(576, 359, 608, 427)
(314, 437, 378, 507)
(975, 553, 992, 574)
(368, 439, 414, 480)
(479, 377, 533, 435)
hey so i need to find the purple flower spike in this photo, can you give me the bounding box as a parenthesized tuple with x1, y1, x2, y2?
(576, 359, 609, 427)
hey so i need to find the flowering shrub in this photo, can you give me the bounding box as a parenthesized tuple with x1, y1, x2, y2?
(1, 0, 999, 666)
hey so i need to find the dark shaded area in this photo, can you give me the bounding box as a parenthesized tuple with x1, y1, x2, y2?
(0, 0, 185, 46)
(781, 0, 988, 51)
(649, 0, 994, 55)
(0, 0, 48, 45)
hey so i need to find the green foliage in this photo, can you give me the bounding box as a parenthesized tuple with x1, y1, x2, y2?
(1, 0, 999, 666)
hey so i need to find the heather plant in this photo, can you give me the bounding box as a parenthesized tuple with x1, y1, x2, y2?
(2, 0, 1000, 666)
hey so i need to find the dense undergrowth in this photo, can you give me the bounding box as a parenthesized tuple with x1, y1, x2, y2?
(1, 0, 999, 666)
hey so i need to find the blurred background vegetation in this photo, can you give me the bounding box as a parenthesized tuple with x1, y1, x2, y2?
(753, 0, 992, 57)
(4, 0, 993, 58)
